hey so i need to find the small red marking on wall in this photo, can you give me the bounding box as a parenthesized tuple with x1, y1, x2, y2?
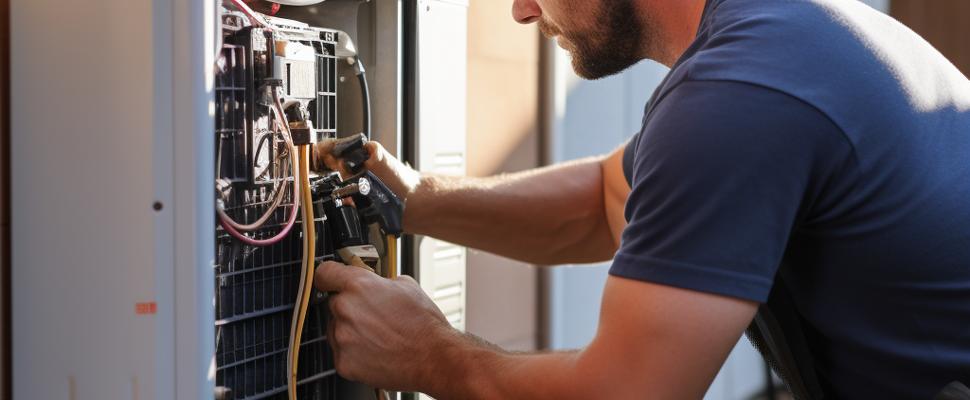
(135, 302, 157, 315)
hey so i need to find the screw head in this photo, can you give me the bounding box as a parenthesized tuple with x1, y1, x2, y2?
(358, 178, 371, 196)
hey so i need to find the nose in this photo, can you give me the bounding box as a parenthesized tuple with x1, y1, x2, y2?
(512, 0, 542, 24)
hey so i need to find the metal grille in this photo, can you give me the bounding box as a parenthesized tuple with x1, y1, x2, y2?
(216, 42, 250, 183)
(215, 185, 337, 399)
(215, 19, 342, 400)
(315, 49, 337, 134)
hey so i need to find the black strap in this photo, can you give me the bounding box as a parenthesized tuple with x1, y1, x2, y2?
(621, 133, 639, 187)
(746, 279, 827, 400)
(751, 278, 970, 400)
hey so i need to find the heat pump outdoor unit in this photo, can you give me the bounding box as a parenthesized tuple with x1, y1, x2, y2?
(9, 0, 466, 399)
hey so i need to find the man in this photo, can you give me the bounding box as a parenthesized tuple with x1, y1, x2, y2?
(312, 0, 970, 398)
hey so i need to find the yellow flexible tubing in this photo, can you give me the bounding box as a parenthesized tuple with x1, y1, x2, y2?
(288, 145, 316, 400)
(385, 235, 397, 279)
(374, 235, 398, 400)
(284, 140, 301, 399)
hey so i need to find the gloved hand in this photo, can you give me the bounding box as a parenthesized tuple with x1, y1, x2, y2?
(312, 138, 422, 203)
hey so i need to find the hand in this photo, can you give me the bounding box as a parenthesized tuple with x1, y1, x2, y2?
(314, 261, 454, 392)
(312, 139, 422, 202)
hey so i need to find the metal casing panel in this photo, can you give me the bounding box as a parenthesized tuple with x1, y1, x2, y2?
(11, 1, 158, 397)
(10, 0, 215, 398)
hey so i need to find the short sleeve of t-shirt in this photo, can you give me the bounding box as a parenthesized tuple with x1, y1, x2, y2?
(612, 80, 852, 302)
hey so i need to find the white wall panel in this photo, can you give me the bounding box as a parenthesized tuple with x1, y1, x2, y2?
(414, 0, 469, 334)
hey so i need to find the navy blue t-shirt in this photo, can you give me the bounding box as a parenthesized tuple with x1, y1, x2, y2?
(613, 0, 970, 398)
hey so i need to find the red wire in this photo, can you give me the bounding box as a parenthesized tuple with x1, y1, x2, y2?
(218, 89, 299, 246)
(218, 3, 291, 246)
(219, 191, 300, 246)
(227, 0, 270, 29)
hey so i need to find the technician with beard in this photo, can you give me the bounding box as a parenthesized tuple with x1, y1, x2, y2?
(312, 0, 970, 398)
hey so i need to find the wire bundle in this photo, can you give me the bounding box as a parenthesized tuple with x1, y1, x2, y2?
(216, 94, 301, 246)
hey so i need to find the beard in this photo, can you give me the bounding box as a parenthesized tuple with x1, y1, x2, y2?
(541, 0, 650, 80)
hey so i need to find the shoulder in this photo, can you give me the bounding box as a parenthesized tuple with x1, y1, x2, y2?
(683, 0, 926, 91)
(641, 79, 844, 147)
(648, 0, 903, 151)
(685, 0, 871, 81)
(630, 79, 853, 192)
(614, 80, 855, 302)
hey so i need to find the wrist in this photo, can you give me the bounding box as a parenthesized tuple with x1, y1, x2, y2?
(367, 144, 422, 201)
(401, 174, 439, 234)
(422, 330, 505, 400)
(397, 163, 423, 202)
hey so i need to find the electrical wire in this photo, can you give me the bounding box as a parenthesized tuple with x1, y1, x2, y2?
(267, 0, 326, 5)
(288, 145, 315, 400)
(218, 158, 289, 232)
(356, 60, 371, 139)
(226, 0, 269, 28)
(216, 155, 290, 232)
(217, 94, 301, 243)
(255, 143, 288, 179)
(253, 131, 275, 173)
(217, 167, 299, 246)
(219, 125, 292, 232)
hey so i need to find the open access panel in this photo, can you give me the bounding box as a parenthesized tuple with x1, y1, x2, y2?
(214, 5, 371, 398)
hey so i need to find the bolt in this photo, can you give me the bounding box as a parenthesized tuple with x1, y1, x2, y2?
(358, 178, 371, 196)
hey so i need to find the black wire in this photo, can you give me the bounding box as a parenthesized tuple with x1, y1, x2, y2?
(357, 58, 372, 139)
(253, 132, 272, 166)
(216, 133, 223, 179)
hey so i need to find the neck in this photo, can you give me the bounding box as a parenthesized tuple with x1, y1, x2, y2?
(641, 0, 708, 67)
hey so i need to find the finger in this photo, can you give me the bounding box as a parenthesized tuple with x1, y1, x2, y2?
(314, 260, 370, 292)
(311, 140, 336, 171)
(326, 314, 341, 365)
(312, 139, 357, 176)
(313, 139, 336, 159)
(363, 141, 381, 167)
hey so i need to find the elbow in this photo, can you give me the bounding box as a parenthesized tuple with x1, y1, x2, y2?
(528, 158, 620, 265)
(526, 208, 617, 265)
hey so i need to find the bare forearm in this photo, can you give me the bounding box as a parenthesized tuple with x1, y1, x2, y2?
(423, 332, 591, 400)
(420, 278, 751, 400)
(314, 139, 622, 264)
(403, 157, 616, 265)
